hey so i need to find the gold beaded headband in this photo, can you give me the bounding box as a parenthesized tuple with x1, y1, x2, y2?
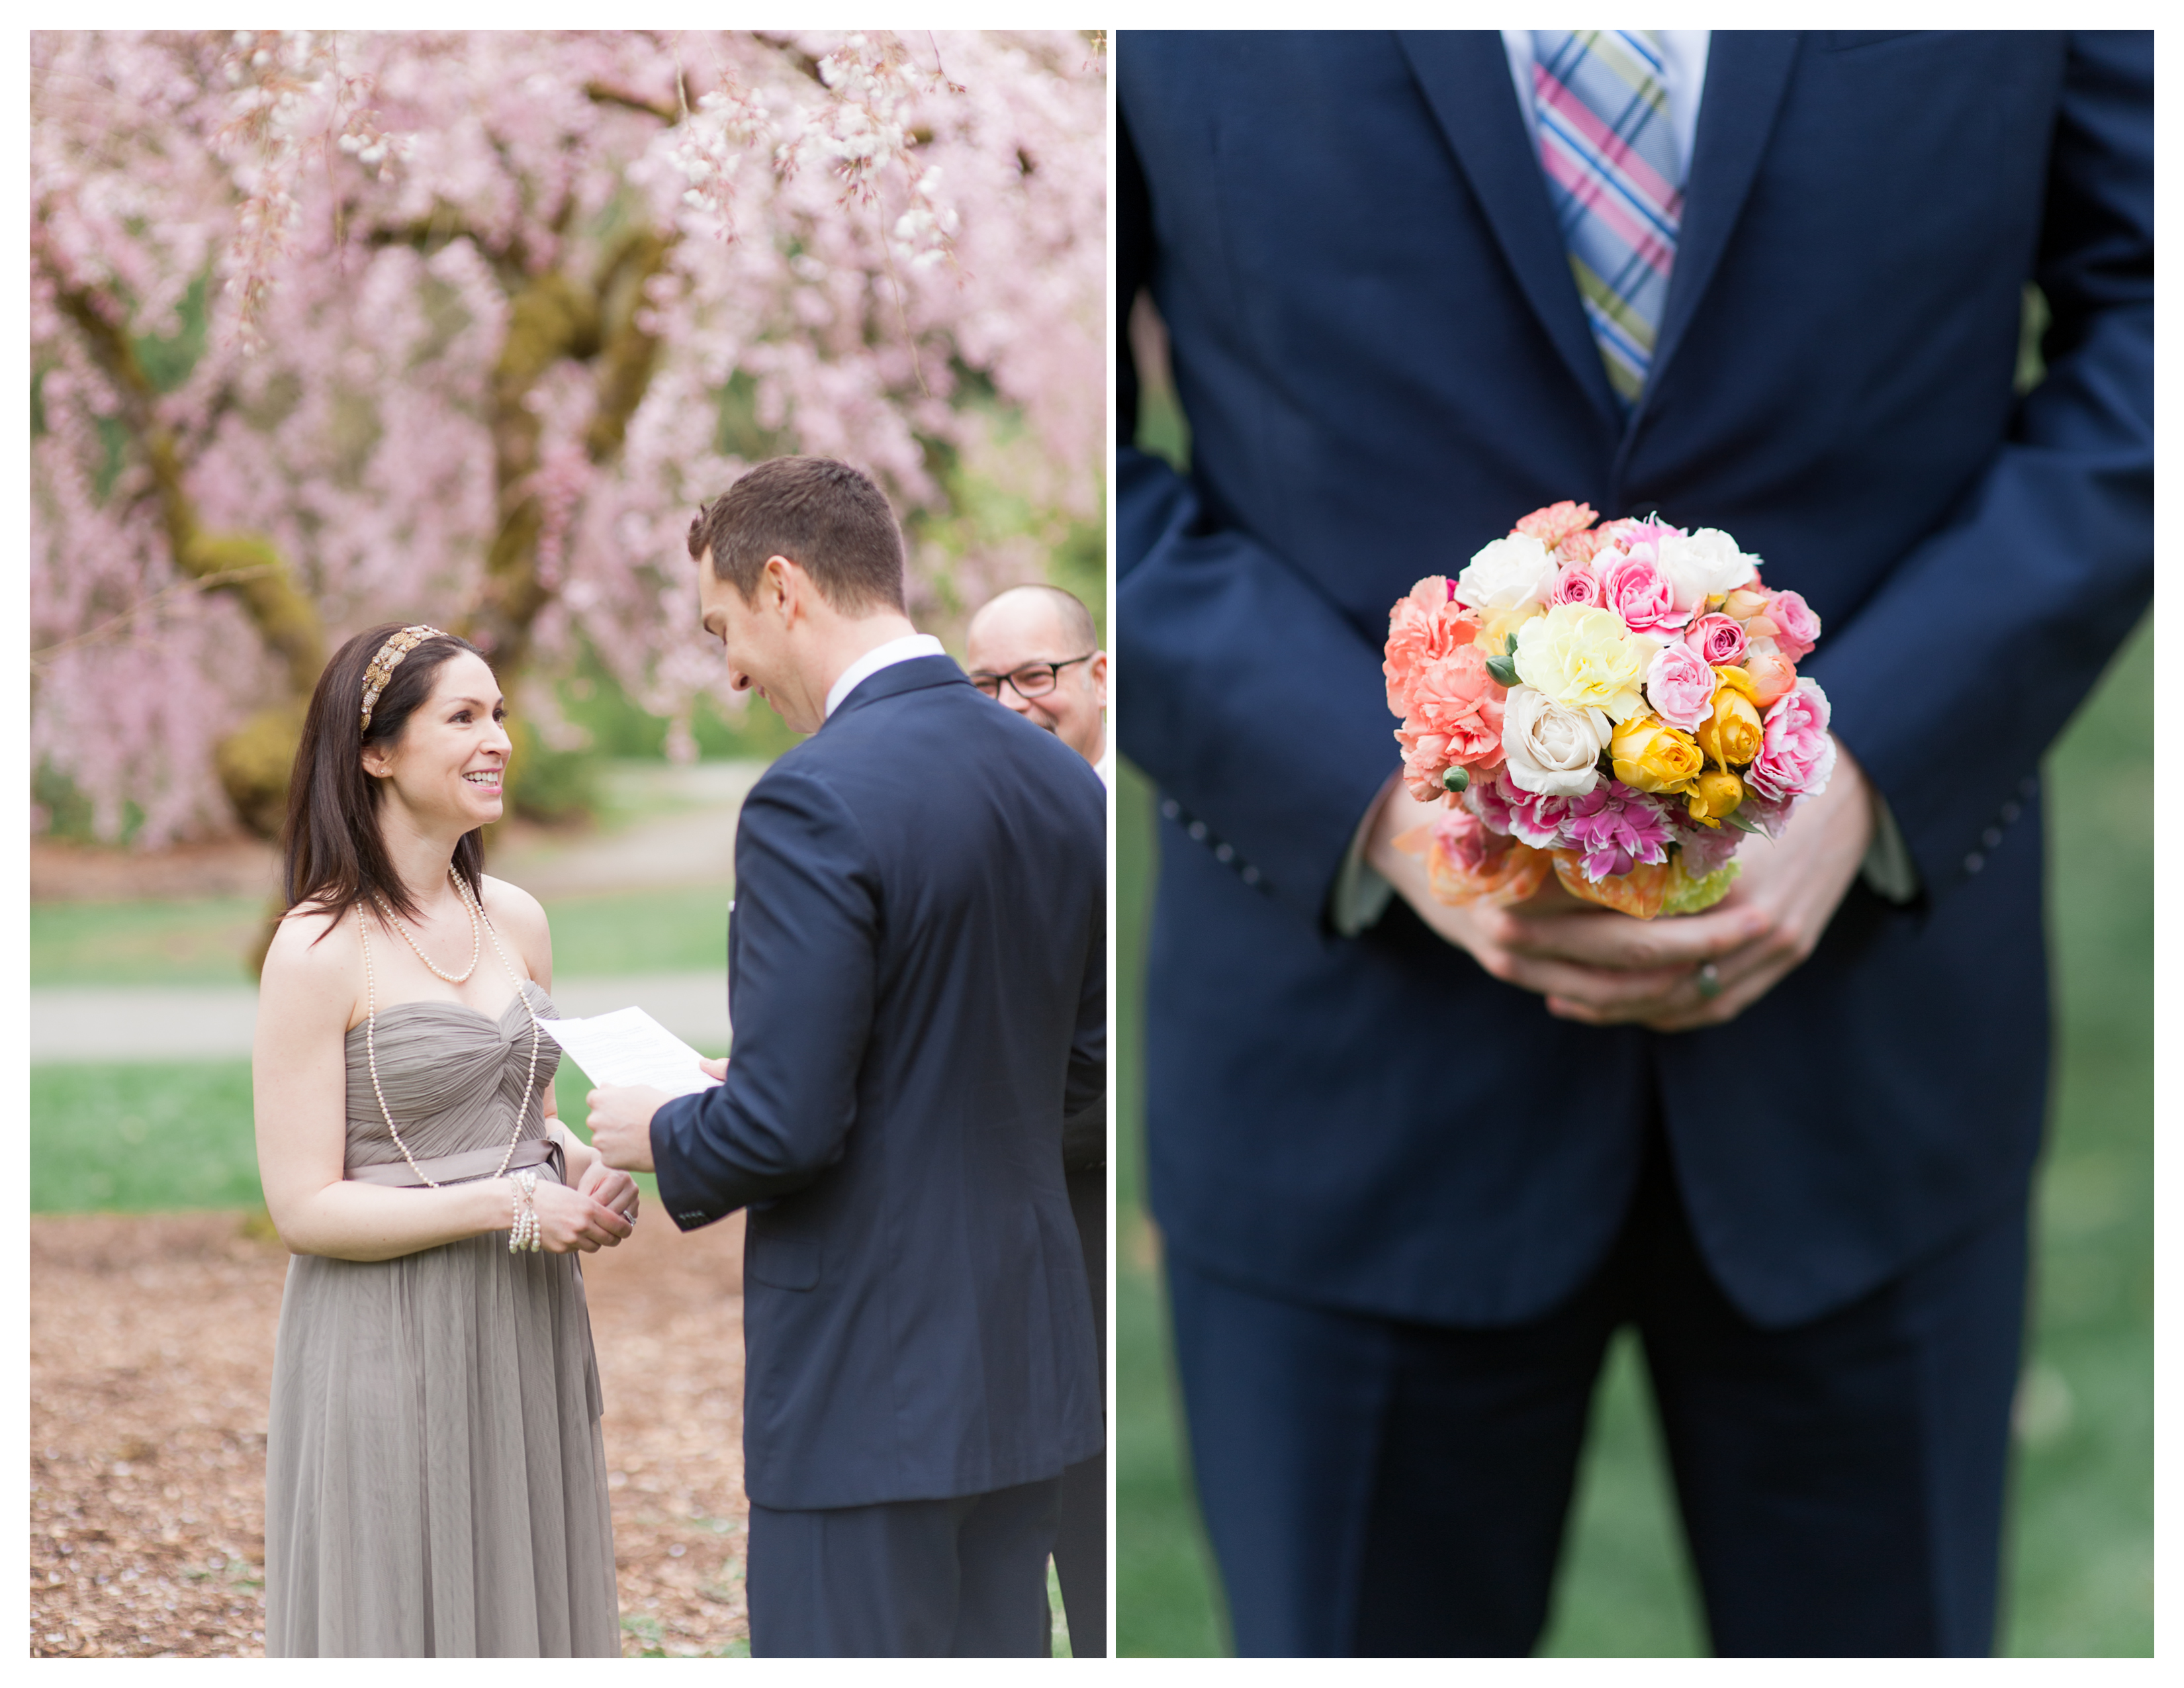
(359, 625, 447, 733)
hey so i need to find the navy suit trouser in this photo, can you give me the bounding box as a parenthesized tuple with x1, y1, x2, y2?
(1054, 1162, 1109, 1654)
(1165, 1121, 2029, 1657)
(747, 1477, 1060, 1657)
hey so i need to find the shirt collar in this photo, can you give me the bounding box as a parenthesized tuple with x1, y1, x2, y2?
(824, 632, 948, 720)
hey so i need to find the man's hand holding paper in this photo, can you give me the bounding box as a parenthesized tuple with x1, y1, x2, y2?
(536, 1006, 724, 1176)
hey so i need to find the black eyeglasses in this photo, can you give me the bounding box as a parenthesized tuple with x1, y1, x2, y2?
(968, 653, 1096, 702)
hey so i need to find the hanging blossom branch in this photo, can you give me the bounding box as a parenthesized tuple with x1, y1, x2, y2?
(32, 30, 1105, 846)
(30, 563, 283, 672)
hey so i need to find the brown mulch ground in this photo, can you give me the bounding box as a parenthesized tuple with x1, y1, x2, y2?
(30, 1205, 751, 1658)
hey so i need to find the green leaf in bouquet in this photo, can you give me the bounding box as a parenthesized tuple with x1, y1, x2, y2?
(1486, 651, 1520, 687)
(1724, 810, 1764, 835)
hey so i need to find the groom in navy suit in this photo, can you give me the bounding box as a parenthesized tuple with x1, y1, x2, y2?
(589, 456, 1106, 1656)
(1120, 32, 2149, 1656)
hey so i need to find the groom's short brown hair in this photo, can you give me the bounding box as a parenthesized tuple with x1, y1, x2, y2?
(687, 457, 907, 614)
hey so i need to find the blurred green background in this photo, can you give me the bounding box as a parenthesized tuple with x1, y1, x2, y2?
(1115, 336, 2152, 1654)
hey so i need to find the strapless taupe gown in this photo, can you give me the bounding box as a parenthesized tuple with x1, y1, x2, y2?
(263, 984, 620, 1657)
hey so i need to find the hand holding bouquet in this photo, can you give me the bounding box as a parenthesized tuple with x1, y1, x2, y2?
(1384, 503, 1835, 920)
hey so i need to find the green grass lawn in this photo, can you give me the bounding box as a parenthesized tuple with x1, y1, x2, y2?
(28, 1059, 692, 1216)
(1115, 615, 2152, 1658)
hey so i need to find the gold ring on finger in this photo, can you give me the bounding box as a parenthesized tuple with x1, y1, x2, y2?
(1696, 961, 1723, 1000)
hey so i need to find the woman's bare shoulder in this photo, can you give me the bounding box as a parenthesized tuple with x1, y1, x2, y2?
(479, 874, 551, 976)
(478, 873, 546, 928)
(257, 901, 361, 1036)
(261, 900, 359, 986)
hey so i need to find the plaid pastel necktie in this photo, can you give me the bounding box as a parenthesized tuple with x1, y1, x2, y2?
(1531, 30, 1684, 410)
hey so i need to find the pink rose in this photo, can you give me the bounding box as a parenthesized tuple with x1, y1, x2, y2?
(1741, 640, 1798, 708)
(1766, 589, 1822, 662)
(1643, 641, 1717, 732)
(1745, 679, 1836, 802)
(1396, 644, 1506, 798)
(1600, 548, 1692, 635)
(1683, 612, 1747, 668)
(1385, 577, 1481, 717)
(1548, 561, 1604, 607)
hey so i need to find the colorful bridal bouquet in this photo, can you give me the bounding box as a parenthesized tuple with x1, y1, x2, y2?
(1383, 502, 1835, 920)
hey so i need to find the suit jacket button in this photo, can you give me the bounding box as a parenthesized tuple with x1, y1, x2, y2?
(2000, 800, 2021, 823)
(1241, 865, 1261, 886)
(1160, 798, 1181, 820)
(1964, 852, 1985, 874)
(1982, 825, 2003, 848)
(1215, 843, 1236, 863)
(1188, 820, 1208, 841)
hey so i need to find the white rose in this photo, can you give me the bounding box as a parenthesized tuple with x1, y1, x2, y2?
(1453, 534, 1557, 612)
(1655, 526, 1758, 608)
(1500, 684, 1610, 797)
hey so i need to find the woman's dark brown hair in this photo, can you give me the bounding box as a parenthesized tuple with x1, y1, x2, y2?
(281, 623, 491, 937)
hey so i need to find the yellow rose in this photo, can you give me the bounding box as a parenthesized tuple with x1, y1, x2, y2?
(1695, 685, 1764, 769)
(1684, 769, 1745, 826)
(1610, 714, 1704, 793)
(1514, 604, 1651, 722)
(1711, 665, 1760, 706)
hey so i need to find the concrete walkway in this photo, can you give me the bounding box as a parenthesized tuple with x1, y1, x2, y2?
(30, 972, 731, 1064)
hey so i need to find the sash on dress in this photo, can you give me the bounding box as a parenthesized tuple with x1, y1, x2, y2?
(343, 1135, 565, 1188)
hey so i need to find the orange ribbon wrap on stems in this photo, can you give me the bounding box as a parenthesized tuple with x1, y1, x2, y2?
(1393, 802, 1552, 910)
(1550, 851, 1672, 919)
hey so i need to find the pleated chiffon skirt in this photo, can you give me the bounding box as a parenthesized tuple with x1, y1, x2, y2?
(263, 1235, 620, 1656)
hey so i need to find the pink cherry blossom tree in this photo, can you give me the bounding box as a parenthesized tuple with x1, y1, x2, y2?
(32, 29, 1107, 844)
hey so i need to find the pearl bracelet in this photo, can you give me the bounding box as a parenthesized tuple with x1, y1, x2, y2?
(509, 1169, 542, 1254)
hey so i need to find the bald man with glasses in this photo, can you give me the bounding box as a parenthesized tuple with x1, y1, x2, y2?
(968, 585, 1111, 788)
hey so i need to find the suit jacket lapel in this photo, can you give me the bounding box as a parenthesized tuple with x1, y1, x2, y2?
(1641, 30, 1802, 406)
(1396, 30, 1622, 425)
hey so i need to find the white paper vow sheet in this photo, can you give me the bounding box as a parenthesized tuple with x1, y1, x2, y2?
(537, 1006, 723, 1096)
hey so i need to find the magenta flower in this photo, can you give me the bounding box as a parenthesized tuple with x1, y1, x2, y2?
(1561, 781, 1674, 882)
(1467, 767, 1578, 851)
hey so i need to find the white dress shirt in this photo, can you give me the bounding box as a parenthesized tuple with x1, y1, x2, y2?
(1329, 30, 1915, 933)
(824, 632, 947, 720)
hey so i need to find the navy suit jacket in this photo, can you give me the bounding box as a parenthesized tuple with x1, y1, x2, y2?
(1118, 32, 2150, 1329)
(650, 655, 1107, 1509)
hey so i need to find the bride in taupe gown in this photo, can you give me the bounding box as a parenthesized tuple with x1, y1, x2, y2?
(252, 624, 639, 1657)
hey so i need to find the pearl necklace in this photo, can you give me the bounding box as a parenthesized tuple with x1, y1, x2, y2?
(359, 869, 543, 1190)
(370, 865, 481, 983)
